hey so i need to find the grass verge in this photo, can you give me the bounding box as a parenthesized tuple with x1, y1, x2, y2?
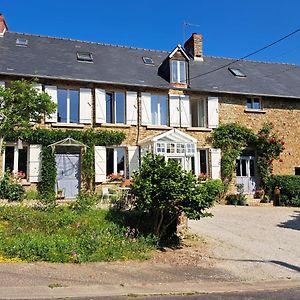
(0, 206, 156, 263)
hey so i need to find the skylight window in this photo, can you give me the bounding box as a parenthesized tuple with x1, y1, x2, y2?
(77, 52, 93, 62)
(142, 57, 154, 65)
(16, 38, 28, 47)
(228, 67, 246, 78)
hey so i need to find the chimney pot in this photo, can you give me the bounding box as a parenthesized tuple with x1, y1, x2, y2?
(0, 14, 8, 37)
(184, 33, 203, 61)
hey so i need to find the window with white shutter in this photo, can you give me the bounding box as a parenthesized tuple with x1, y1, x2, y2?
(29, 145, 42, 183)
(180, 95, 191, 127)
(126, 92, 138, 125)
(141, 92, 152, 125)
(95, 88, 106, 124)
(128, 146, 139, 177)
(95, 146, 106, 183)
(169, 95, 180, 127)
(45, 85, 58, 123)
(207, 96, 219, 128)
(79, 88, 92, 124)
(210, 148, 221, 179)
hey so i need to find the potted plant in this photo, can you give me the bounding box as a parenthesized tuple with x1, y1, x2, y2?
(57, 188, 64, 199)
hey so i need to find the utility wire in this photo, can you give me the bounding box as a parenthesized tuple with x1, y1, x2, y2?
(189, 27, 300, 81)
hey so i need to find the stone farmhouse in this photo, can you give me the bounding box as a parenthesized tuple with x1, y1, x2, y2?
(0, 14, 300, 198)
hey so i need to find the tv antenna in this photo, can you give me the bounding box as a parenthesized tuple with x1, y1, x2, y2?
(183, 21, 201, 44)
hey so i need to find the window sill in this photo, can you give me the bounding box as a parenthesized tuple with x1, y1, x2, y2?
(244, 109, 266, 114)
(146, 125, 172, 130)
(101, 123, 131, 128)
(51, 123, 85, 128)
(21, 181, 31, 186)
(186, 127, 212, 132)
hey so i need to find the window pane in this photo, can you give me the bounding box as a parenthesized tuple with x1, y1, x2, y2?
(117, 148, 125, 173)
(115, 93, 125, 123)
(18, 147, 28, 177)
(106, 148, 114, 176)
(159, 96, 168, 125)
(249, 159, 255, 177)
(241, 159, 247, 176)
(171, 61, 178, 83)
(253, 98, 261, 109)
(199, 150, 207, 174)
(4, 146, 14, 172)
(246, 98, 252, 109)
(295, 167, 300, 176)
(70, 90, 79, 123)
(106, 93, 113, 123)
(179, 61, 186, 83)
(236, 159, 241, 176)
(57, 89, 68, 123)
(167, 143, 175, 153)
(151, 95, 158, 125)
(198, 100, 206, 127)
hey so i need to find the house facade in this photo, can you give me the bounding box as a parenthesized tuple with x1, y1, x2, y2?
(1, 14, 300, 198)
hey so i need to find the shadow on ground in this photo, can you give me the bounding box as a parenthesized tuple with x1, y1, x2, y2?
(278, 210, 300, 231)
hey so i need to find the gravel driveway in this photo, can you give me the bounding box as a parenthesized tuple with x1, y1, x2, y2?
(189, 205, 300, 281)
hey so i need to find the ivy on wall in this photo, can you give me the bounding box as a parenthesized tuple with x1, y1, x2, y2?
(6, 128, 126, 199)
(212, 122, 285, 191)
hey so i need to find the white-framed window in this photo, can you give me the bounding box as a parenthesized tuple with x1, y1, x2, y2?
(57, 89, 79, 123)
(246, 97, 261, 110)
(151, 95, 168, 125)
(3, 144, 28, 180)
(198, 149, 208, 176)
(106, 92, 125, 124)
(171, 60, 187, 84)
(106, 147, 126, 177)
(191, 99, 207, 127)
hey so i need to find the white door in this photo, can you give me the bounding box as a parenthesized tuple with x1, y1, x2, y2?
(236, 156, 256, 194)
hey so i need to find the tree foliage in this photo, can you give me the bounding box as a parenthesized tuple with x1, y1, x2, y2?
(131, 153, 223, 241)
(0, 79, 56, 141)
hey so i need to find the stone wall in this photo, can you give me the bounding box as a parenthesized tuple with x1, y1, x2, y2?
(219, 94, 300, 175)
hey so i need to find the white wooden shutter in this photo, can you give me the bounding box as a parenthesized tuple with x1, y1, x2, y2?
(180, 95, 191, 127)
(207, 96, 219, 128)
(126, 91, 138, 125)
(0, 81, 4, 87)
(141, 92, 151, 125)
(169, 95, 180, 127)
(95, 146, 106, 183)
(128, 146, 139, 177)
(45, 85, 58, 123)
(95, 88, 106, 124)
(79, 88, 92, 124)
(29, 145, 42, 183)
(34, 83, 42, 93)
(210, 148, 221, 179)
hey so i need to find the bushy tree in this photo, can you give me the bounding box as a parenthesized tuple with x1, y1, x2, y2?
(131, 153, 223, 241)
(0, 79, 56, 150)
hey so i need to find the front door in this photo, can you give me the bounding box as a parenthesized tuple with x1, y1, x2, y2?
(236, 156, 256, 194)
(55, 152, 80, 199)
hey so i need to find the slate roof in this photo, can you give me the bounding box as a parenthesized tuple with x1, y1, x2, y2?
(1, 31, 300, 99)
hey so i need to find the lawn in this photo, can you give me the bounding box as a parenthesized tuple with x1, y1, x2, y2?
(0, 206, 155, 263)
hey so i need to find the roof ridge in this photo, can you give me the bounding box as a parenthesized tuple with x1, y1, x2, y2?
(9, 31, 169, 54)
(204, 54, 297, 66)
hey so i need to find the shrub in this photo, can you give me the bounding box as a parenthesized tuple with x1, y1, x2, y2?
(70, 191, 99, 212)
(266, 175, 300, 206)
(0, 171, 25, 202)
(226, 194, 246, 206)
(132, 153, 223, 242)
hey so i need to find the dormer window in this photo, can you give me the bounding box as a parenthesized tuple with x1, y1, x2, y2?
(171, 60, 187, 84)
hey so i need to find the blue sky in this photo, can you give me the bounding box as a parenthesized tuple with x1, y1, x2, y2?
(2, 0, 300, 65)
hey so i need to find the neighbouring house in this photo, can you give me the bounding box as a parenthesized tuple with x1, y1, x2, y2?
(1, 14, 300, 198)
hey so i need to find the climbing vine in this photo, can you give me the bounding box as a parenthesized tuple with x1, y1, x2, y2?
(5, 128, 126, 200)
(212, 122, 285, 191)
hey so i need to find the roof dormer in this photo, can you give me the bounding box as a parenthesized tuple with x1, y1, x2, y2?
(158, 44, 190, 88)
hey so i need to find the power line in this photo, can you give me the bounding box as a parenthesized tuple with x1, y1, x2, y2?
(189, 27, 300, 81)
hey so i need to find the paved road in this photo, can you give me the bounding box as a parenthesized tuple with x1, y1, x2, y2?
(189, 205, 300, 281)
(40, 287, 300, 299)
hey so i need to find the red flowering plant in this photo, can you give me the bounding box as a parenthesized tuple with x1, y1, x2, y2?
(107, 173, 124, 182)
(198, 172, 208, 181)
(255, 122, 285, 187)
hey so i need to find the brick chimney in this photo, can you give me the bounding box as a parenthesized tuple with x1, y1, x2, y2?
(184, 33, 203, 61)
(0, 14, 8, 37)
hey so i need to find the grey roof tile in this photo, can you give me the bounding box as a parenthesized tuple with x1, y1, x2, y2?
(1, 32, 300, 98)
